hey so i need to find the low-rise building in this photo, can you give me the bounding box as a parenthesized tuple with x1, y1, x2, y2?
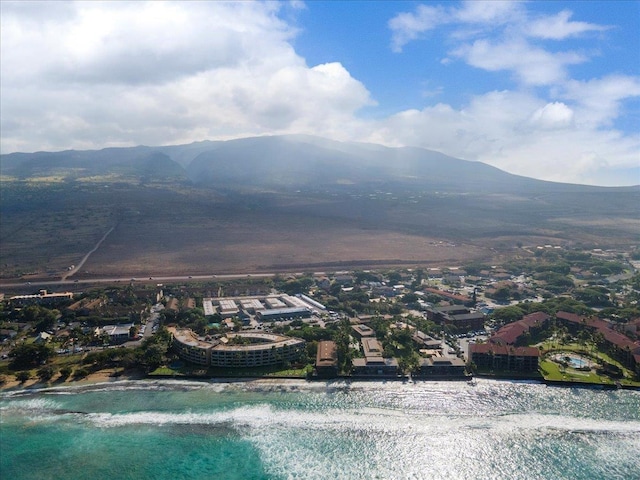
(10, 290, 73, 306)
(351, 324, 375, 339)
(426, 305, 485, 332)
(315, 340, 338, 378)
(412, 330, 442, 349)
(264, 297, 287, 309)
(218, 299, 239, 318)
(34, 331, 52, 344)
(361, 337, 384, 358)
(352, 357, 399, 377)
(470, 343, 540, 372)
(95, 323, 134, 345)
(351, 336, 399, 377)
(297, 294, 326, 311)
(202, 298, 215, 316)
(256, 307, 311, 322)
(414, 357, 467, 378)
(239, 298, 265, 313)
(491, 312, 550, 345)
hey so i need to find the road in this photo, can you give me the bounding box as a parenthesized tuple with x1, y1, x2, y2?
(61, 226, 115, 281)
(0, 271, 332, 290)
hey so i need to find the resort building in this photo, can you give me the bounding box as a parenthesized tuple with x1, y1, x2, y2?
(9, 290, 73, 306)
(425, 305, 485, 332)
(95, 323, 134, 345)
(170, 328, 213, 366)
(218, 299, 239, 318)
(351, 324, 375, 339)
(556, 311, 640, 374)
(315, 340, 338, 378)
(414, 357, 467, 378)
(170, 328, 306, 368)
(256, 307, 311, 322)
(352, 357, 399, 377)
(351, 336, 400, 377)
(490, 312, 550, 346)
(470, 343, 540, 372)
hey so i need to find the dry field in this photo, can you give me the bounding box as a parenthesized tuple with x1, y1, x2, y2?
(82, 211, 493, 276)
(1, 180, 638, 280)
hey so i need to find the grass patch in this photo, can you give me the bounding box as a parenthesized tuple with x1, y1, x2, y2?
(539, 359, 612, 384)
(149, 364, 312, 378)
(149, 366, 184, 376)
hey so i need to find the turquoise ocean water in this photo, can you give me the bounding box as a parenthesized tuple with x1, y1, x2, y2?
(1, 378, 639, 480)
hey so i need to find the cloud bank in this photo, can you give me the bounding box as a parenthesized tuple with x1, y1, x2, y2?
(1, 1, 638, 186)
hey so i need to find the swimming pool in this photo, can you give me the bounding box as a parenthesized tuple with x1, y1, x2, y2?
(567, 356, 588, 368)
(553, 354, 590, 369)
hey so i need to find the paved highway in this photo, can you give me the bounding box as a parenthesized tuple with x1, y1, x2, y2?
(0, 271, 331, 289)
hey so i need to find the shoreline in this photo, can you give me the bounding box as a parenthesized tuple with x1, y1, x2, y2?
(0, 368, 147, 393)
(3, 369, 639, 394)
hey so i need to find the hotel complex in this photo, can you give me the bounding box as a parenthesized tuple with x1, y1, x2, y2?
(170, 327, 306, 368)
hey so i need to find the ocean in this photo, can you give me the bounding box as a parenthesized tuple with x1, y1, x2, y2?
(1, 378, 639, 480)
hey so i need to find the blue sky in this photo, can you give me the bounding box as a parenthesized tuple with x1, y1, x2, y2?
(1, 1, 639, 185)
(294, 1, 639, 127)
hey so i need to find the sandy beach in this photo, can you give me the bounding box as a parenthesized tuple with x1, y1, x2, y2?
(0, 368, 147, 392)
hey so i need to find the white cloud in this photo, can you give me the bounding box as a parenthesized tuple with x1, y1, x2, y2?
(562, 75, 640, 128)
(388, 0, 524, 52)
(454, 38, 585, 86)
(526, 9, 609, 40)
(0, 1, 373, 153)
(529, 102, 574, 129)
(453, 0, 524, 25)
(367, 89, 639, 186)
(389, 2, 607, 87)
(388, 4, 447, 52)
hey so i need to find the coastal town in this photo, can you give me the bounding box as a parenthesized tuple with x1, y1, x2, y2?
(1, 244, 639, 389)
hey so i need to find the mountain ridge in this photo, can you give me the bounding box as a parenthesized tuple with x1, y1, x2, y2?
(1, 135, 638, 279)
(2, 134, 638, 192)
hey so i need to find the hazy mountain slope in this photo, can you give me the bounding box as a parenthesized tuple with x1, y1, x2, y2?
(184, 135, 637, 194)
(184, 135, 521, 191)
(3, 135, 637, 193)
(0, 148, 188, 182)
(0, 135, 638, 278)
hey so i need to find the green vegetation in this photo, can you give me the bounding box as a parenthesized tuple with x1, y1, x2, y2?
(2, 246, 639, 387)
(149, 364, 312, 379)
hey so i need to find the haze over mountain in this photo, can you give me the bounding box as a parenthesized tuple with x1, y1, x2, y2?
(1, 135, 638, 279)
(3, 135, 637, 193)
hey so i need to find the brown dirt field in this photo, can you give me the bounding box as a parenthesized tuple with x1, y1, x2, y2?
(81, 213, 494, 275)
(2, 181, 638, 279)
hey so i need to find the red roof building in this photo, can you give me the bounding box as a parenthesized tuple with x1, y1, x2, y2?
(491, 312, 550, 345)
(470, 343, 540, 372)
(556, 311, 640, 374)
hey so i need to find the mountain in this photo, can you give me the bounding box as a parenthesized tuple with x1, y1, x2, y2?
(0, 148, 188, 183)
(4, 134, 636, 193)
(1, 135, 638, 278)
(185, 135, 625, 194)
